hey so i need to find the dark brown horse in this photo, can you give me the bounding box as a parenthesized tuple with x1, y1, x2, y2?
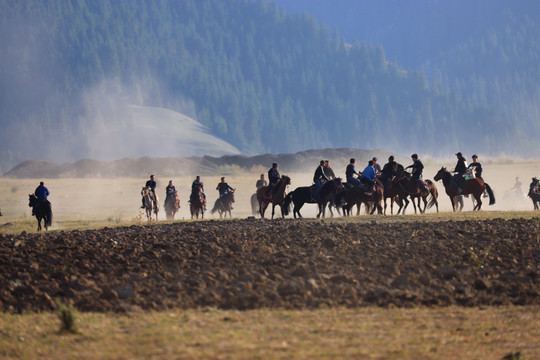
(256, 176, 291, 219)
(396, 172, 439, 214)
(434, 167, 495, 211)
(141, 187, 159, 221)
(211, 190, 235, 218)
(339, 179, 384, 216)
(189, 190, 205, 219)
(528, 178, 540, 210)
(283, 178, 343, 219)
(164, 191, 180, 220)
(28, 194, 52, 231)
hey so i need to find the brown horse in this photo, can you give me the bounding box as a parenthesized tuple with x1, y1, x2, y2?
(164, 191, 180, 220)
(340, 179, 384, 216)
(211, 190, 235, 218)
(141, 187, 159, 221)
(189, 190, 205, 219)
(434, 167, 495, 211)
(396, 172, 439, 214)
(256, 176, 291, 219)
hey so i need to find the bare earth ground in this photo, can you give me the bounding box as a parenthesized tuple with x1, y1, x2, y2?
(0, 160, 539, 359)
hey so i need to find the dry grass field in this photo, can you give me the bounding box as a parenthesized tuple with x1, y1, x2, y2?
(1, 158, 539, 359)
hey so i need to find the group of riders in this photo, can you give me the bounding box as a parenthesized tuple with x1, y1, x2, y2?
(261, 152, 486, 203)
(140, 174, 235, 212)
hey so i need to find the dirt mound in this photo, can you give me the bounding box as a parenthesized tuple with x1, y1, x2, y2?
(1, 218, 538, 312)
(2, 148, 397, 178)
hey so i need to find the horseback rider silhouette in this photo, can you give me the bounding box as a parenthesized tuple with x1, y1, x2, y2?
(324, 160, 335, 180)
(360, 160, 376, 191)
(346, 158, 362, 187)
(165, 180, 176, 201)
(453, 152, 468, 193)
(405, 154, 428, 193)
(372, 157, 382, 176)
(266, 163, 281, 199)
(141, 175, 157, 208)
(313, 160, 329, 200)
(191, 175, 206, 209)
(380, 156, 399, 183)
(217, 177, 234, 197)
(33, 181, 50, 216)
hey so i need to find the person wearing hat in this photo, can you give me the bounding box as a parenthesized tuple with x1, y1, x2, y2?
(141, 175, 157, 208)
(372, 157, 381, 176)
(468, 154, 483, 180)
(313, 160, 329, 199)
(453, 152, 468, 193)
(405, 154, 428, 193)
(266, 162, 281, 198)
(217, 177, 234, 197)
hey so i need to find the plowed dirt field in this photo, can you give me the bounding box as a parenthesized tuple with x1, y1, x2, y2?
(1, 217, 539, 312)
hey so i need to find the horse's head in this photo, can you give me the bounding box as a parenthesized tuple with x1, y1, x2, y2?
(434, 167, 447, 182)
(333, 177, 344, 190)
(281, 176, 291, 186)
(28, 194, 37, 207)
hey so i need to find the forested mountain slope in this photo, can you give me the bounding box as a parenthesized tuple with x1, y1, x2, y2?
(1, 0, 537, 172)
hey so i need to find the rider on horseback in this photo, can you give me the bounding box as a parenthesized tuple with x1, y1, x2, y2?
(141, 175, 157, 208)
(33, 181, 50, 216)
(191, 175, 206, 209)
(380, 155, 399, 183)
(453, 152, 468, 193)
(372, 157, 382, 176)
(165, 180, 176, 200)
(405, 154, 428, 194)
(324, 160, 336, 180)
(468, 154, 483, 180)
(256, 174, 267, 190)
(266, 163, 281, 199)
(346, 158, 362, 187)
(217, 177, 234, 197)
(360, 160, 376, 192)
(313, 160, 329, 200)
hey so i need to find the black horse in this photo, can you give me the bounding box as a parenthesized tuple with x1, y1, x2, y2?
(284, 178, 343, 218)
(529, 178, 540, 210)
(28, 194, 52, 231)
(211, 190, 235, 218)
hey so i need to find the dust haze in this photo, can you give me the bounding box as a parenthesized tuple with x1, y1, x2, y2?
(1, 156, 539, 230)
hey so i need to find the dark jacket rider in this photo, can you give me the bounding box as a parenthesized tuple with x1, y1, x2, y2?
(217, 177, 234, 196)
(405, 154, 428, 193)
(468, 154, 482, 179)
(380, 156, 398, 182)
(266, 163, 281, 197)
(142, 175, 157, 208)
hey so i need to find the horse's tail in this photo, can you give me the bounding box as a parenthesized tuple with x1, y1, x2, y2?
(210, 198, 220, 215)
(45, 203, 53, 227)
(425, 180, 437, 209)
(284, 192, 293, 213)
(485, 183, 496, 205)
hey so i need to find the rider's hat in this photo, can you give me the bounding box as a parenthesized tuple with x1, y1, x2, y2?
(472, 154, 478, 158)
(455, 152, 462, 157)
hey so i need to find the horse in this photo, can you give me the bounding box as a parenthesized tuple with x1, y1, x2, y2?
(250, 193, 259, 216)
(164, 191, 180, 220)
(211, 190, 235, 218)
(434, 167, 495, 211)
(395, 172, 438, 214)
(28, 194, 52, 231)
(189, 190, 205, 219)
(382, 179, 406, 215)
(528, 178, 540, 210)
(256, 176, 291, 219)
(339, 179, 384, 216)
(284, 178, 344, 219)
(141, 187, 159, 221)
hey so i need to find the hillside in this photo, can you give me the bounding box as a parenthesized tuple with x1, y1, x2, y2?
(2, 148, 393, 178)
(1, 0, 539, 173)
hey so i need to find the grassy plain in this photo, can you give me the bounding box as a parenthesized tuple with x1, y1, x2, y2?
(1, 306, 539, 359)
(1, 160, 539, 359)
